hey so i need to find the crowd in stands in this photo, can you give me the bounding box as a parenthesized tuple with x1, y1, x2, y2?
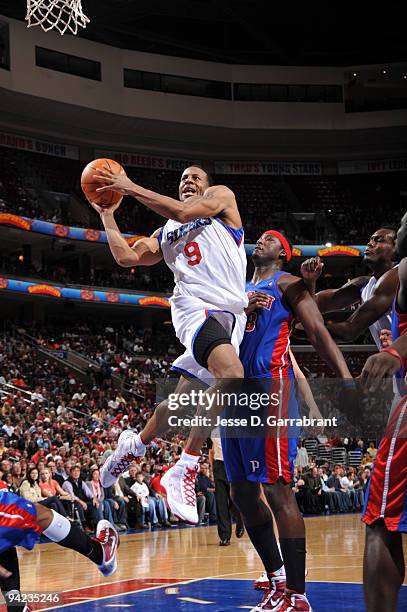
(292, 439, 378, 515)
(0, 146, 405, 245)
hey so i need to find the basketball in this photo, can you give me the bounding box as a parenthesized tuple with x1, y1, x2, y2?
(81, 158, 125, 208)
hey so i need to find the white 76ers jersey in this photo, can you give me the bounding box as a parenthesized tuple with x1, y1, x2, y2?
(159, 216, 247, 313)
(360, 275, 392, 349)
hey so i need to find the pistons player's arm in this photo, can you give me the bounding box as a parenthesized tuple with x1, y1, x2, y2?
(361, 258, 407, 387)
(101, 212, 162, 267)
(279, 275, 352, 379)
(301, 257, 368, 312)
(326, 267, 398, 342)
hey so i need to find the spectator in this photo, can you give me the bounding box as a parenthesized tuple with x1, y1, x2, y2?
(86, 467, 115, 524)
(294, 441, 309, 469)
(39, 466, 72, 508)
(62, 464, 98, 531)
(11, 463, 25, 491)
(130, 473, 162, 528)
(196, 464, 217, 524)
(303, 466, 324, 514)
(327, 465, 352, 512)
(149, 466, 171, 527)
(366, 441, 377, 461)
(119, 466, 144, 528)
(103, 483, 128, 531)
(54, 459, 69, 485)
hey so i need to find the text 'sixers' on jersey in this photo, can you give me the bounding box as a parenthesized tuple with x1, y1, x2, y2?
(159, 216, 247, 313)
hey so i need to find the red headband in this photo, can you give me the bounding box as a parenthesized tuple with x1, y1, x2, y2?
(263, 230, 292, 262)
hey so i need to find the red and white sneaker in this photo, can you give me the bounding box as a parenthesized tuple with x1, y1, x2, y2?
(100, 429, 145, 487)
(161, 460, 199, 524)
(278, 592, 312, 611)
(94, 520, 120, 576)
(250, 581, 286, 611)
(254, 567, 286, 591)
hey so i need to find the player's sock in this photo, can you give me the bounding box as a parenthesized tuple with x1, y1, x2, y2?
(245, 521, 283, 574)
(279, 537, 306, 594)
(181, 449, 200, 462)
(43, 510, 103, 565)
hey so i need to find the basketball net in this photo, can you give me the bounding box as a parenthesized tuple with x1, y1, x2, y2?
(25, 0, 90, 36)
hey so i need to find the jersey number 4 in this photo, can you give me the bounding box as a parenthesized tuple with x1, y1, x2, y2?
(184, 241, 202, 266)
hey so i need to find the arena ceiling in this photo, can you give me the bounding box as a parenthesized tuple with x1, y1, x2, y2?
(1, 0, 406, 66)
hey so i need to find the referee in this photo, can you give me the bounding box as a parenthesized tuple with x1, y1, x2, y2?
(208, 429, 244, 546)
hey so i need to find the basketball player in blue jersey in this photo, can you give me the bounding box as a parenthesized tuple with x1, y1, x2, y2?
(360, 214, 407, 612)
(0, 489, 119, 612)
(90, 165, 248, 523)
(221, 230, 355, 612)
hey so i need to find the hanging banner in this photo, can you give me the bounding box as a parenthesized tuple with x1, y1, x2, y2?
(338, 158, 407, 174)
(0, 277, 170, 308)
(0, 130, 79, 159)
(214, 161, 322, 175)
(94, 149, 199, 171)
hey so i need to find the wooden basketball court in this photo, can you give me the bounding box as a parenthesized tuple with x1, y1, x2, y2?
(7, 514, 407, 611)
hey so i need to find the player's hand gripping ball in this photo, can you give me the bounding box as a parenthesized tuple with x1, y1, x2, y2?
(81, 158, 125, 210)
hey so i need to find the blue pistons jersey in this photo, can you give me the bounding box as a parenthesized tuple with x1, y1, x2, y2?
(239, 271, 294, 379)
(222, 271, 299, 485)
(0, 490, 42, 553)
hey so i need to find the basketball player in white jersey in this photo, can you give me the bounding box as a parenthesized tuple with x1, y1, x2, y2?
(89, 165, 247, 522)
(300, 226, 398, 348)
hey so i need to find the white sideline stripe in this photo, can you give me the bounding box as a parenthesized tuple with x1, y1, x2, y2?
(178, 597, 214, 604)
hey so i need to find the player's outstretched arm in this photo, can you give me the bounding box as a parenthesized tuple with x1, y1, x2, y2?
(327, 267, 398, 341)
(93, 167, 237, 224)
(361, 257, 407, 389)
(91, 202, 162, 267)
(281, 276, 352, 378)
(301, 258, 367, 313)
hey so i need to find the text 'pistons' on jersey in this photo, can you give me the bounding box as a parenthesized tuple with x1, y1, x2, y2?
(159, 216, 247, 313)
(240, 271, 294, 379)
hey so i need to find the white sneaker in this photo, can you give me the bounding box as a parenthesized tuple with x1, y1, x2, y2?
(100, 430, 145, 487)
(160, 460, 199, 524)
(94, 520, 119, 577)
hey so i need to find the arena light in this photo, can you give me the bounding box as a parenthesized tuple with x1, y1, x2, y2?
(325, 242, 332, 248)
(352, 72, 358, 77)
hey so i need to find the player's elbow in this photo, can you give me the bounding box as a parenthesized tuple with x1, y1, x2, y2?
(116, 254, 138, 267)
